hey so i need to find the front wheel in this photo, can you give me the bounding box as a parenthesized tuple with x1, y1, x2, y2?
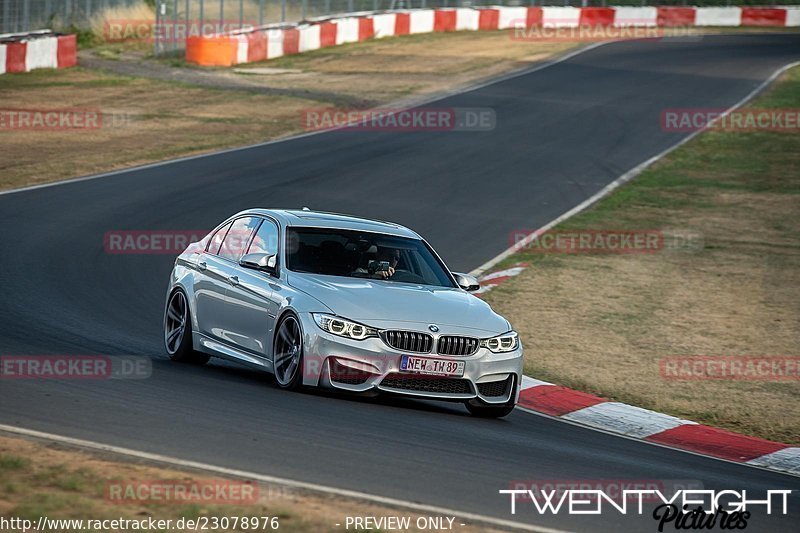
(273, 314, 303, 390)
(164, 289, 209, 365)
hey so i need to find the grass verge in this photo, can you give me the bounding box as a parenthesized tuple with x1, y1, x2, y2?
(482, 66, 800, 445)
(0, 435, 497, 532)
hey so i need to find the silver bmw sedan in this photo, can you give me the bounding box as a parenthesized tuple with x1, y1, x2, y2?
(163, 208, 523, 417)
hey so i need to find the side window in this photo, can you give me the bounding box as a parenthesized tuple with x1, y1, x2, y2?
(206, 222, 232, 255)
(218, 217, 260, 261)
(247, 219, 280, 257)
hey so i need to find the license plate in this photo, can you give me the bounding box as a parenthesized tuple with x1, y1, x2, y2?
(400, 356, 465, 377)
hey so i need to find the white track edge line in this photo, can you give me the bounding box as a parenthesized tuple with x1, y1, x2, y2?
(0, 423, 568, 533)
(471, 59, 800, 276)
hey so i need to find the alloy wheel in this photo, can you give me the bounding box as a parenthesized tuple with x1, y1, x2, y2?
(274, 316, 302, 387)
(164, 291, 187, 354)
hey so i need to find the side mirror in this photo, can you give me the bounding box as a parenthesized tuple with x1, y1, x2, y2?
(240, 252, 277, 274)
(452, 272, 480, 292)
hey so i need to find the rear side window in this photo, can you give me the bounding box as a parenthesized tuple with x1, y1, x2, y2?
(206, 222, 232, 255)
(219, 217, 260, 261)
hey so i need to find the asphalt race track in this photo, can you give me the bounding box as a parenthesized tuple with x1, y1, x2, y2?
(1, 34, 799, 531)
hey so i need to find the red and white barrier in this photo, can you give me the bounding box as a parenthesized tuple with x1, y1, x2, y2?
(656, 7, 697, 26)
(434, 9, 457, 32)
(542, 7, 581, 28)
(613, 7, 658, 27)
(267, 28, 284, 59)
(497, 7, 529, 30)
(336, 16, 361, 44)
(788, 7, 800, 27)
(25, 36, 58, 70)
(0, 31, 76, 75)
(455, 8, 480, 31)
(580, 7, 616, 27)
(695, 7, 742, 27)
(299, 24, 321, 52)
(186, 7, 800, 67)
(741, 7, 787, 27)
(409, 9, 435, 34)
(372, 13, 397, 38)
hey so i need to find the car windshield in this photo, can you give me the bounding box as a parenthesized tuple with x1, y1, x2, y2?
(285, 227, 456, 288)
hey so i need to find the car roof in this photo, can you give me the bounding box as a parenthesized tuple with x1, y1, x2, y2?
(241, 208, 420, 239)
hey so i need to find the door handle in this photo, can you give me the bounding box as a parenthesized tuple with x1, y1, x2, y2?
(198, 261, 207, 271)
(228, 275, 239, 286)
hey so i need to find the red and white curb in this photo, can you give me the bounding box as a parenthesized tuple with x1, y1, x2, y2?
(475, 263, 529, 295)
(518, 375, 800, 476)
(0, 30, 77, 75)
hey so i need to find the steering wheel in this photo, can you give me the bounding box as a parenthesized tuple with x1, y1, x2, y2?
(390, 269, 427, 284)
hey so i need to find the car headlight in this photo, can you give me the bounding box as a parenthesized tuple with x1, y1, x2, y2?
(480, 331, 519, 353)
(312, 313, 378, 340)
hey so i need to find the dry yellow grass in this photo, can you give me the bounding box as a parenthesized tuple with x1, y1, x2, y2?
(0, 435, 498, 532)
(257, 31, 577, 104)
(89, 3, 156, 43)
(0, 68, 313, 190)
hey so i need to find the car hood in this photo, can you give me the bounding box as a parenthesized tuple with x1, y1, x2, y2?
(287, 273, 510, 336)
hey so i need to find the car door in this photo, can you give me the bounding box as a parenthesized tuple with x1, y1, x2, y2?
(222, 217, 281, 357)
(194, 221, 235, 343)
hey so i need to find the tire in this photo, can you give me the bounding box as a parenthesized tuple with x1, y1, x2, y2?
(465, 401, 516, 418)
(273, 313, 304, 390)
(164, 289, 210, 365)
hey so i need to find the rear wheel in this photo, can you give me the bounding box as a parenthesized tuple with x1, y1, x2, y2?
(164, 289, 209, 365)
(273, 314, 303, 390)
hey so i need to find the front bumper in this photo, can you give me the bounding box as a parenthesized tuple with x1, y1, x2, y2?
(300, 316, 523, 405)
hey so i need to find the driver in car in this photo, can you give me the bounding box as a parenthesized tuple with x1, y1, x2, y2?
(352, 248, 399, 280)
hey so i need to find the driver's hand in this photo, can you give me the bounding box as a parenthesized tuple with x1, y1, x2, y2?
(376, 267, 395, 279)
